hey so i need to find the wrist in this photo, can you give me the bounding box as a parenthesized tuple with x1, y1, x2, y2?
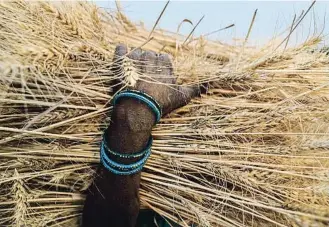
(111, 98, 156, 132)
(104, 93, 159, 156)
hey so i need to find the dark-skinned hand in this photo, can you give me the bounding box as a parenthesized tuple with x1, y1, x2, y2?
(113, 44, 202, 115)
(82, 44, 206, 227)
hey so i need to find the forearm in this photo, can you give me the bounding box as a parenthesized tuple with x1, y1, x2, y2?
(83, 98, 155, 227)
(83, 44, 201, 227)
(106, 98, 155, 154)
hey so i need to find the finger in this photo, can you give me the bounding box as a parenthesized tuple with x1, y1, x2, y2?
(113, 44, 128, 62)
(127, 47, 142, 74)
(111, 44, 128, 93)
(156, 53, 175, 84)
(127, 47, 142, 60)
(156, 53, 173, 75)
(200, 82, 210, 94)
(178, 85, 201, 102)
(163, 85, 200, 115)
(140, 50, 157, 74)
(124, 48, 143, 88)
(112, 44, 128, 75)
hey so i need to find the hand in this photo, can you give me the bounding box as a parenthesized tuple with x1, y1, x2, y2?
(83, 45, 205, 227)
(113, 44, 203, 115)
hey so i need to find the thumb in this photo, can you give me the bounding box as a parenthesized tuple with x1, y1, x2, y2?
(163, 85, 201, 115)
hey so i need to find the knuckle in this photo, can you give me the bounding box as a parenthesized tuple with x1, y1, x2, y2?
(128, 48, 142, 60)
(158, 53, 171, 62)
(141, 50, 157, 61)
(114, 44, 127, 57)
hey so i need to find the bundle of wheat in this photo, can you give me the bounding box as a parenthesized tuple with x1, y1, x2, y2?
(0, 1, 329, 226)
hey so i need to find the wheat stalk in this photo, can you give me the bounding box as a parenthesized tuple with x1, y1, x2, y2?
(0, 1, 328, 226)
(12, 169, 28, 227)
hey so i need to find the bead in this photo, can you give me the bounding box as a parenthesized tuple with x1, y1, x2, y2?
(100, 141, 151, 170)
(112, 90, 162, 123)
(100, 135, 153, 175)
(100, 90, 158, 175)
(102, 133, 152, 159)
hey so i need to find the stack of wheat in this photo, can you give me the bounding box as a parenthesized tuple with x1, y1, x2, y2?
(0, 1, 329, 226)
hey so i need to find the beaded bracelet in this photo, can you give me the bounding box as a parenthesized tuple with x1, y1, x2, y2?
(100, 138, 152, 175)
(102, 130, 152, 159)
(100, 90, 159, 175)
(100, 140, 151, 170)
(100, 155, 146, 175)
(112, 90, 162, 124)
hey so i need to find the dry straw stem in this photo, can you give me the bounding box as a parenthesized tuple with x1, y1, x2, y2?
(0, 1, 329, 226)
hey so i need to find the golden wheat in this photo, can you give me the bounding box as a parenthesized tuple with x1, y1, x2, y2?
(0, 1, 329, 227)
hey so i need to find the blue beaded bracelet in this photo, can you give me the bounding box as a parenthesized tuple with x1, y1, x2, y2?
(100, 140, 151, 170)
(112, 90, 162, 123)
(100, 90, 158, 175)
(100, 140, 151, 175)
(100, 155, 146, 175)
(102, 131, 152, 159)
